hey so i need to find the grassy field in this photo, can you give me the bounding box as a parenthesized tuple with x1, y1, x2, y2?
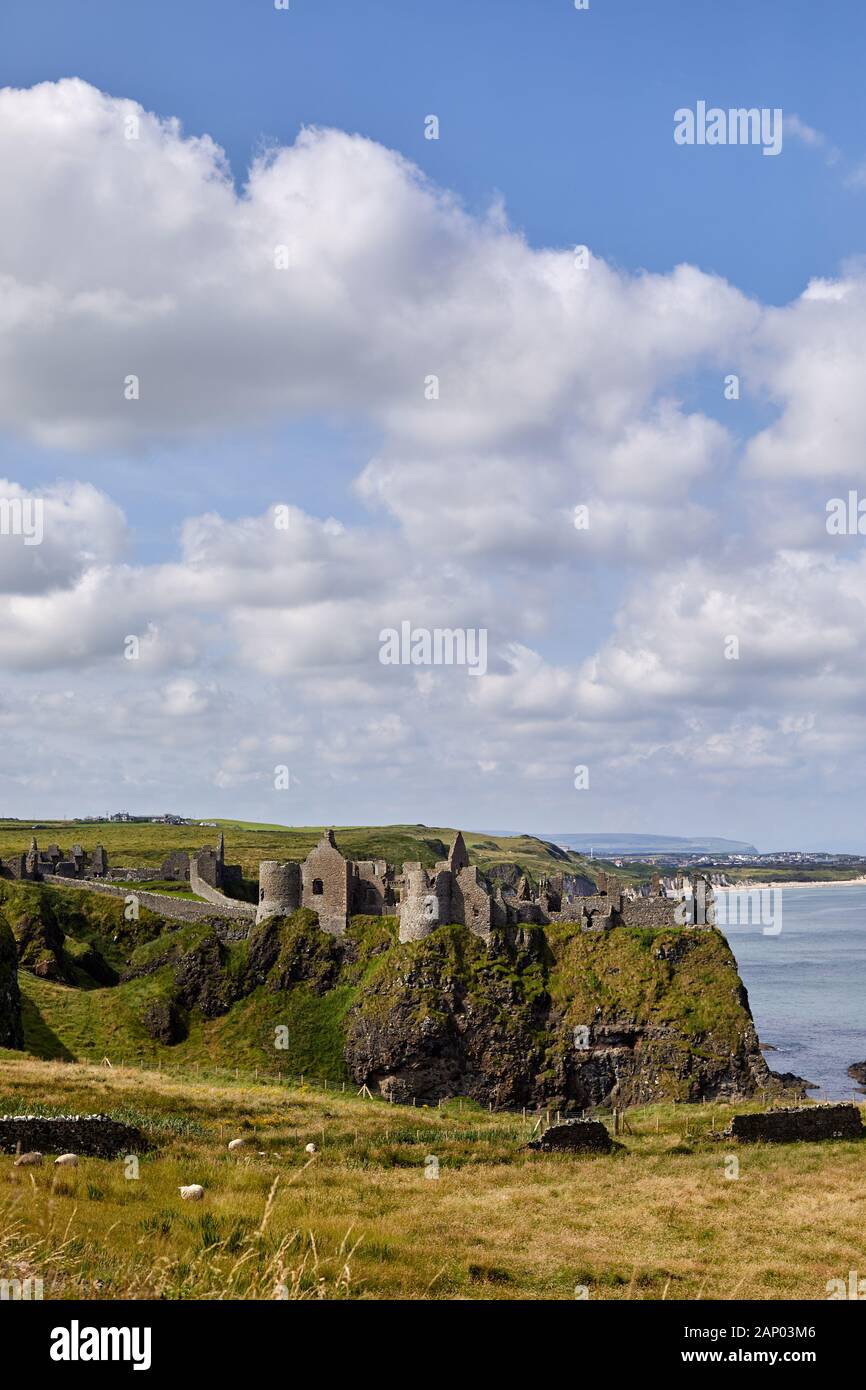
(0, 820, 594, 882)
(0, 1055, 862, 1301)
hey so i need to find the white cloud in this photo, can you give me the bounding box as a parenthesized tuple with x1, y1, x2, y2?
(6, 81, 866, 836)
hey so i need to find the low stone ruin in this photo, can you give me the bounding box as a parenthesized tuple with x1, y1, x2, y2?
(526, 1118, 613, 1153)
(0, 1114, 150, 1157)
(725, 1103, 863, 1144)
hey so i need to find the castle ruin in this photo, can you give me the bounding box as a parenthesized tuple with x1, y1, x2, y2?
(1, 827, 712, 940)
(255, 829, 713, 940)
(0, 832, 244, 899)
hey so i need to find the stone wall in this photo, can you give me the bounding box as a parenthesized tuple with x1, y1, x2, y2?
(302, 830, 352, 935)
(41, 875, 253, 924)
(188, 860, 256, 919)
(450, 865, 492, 940)
(623, 897, 682, 928)
(352, 860, 393, 915)
(527, 1118, 613, 1153)
(0, 1114, 150, 1157)
(726, 1104, 864, 1143)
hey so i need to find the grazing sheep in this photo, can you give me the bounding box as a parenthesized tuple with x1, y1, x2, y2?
(54, 1153, 79, 1168)
(14, 1151, 43, 1167)
(304, 1142, 317, 1155)
(227, 1138, 249, 1152)
(178, 1184, 205, 1201)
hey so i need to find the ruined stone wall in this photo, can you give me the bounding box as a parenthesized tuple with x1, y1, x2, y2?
(726, 1104, 863, 1143)
(191, 847, 220, 889)
(301, 831, 351, 935)
(0, 855, 26, 881)
(0, 1115, 149, 1157)
(187, 861, 256, 919)
(256, 861, 302, 923)
(41, 875, 254, 924)
(351, 861, 392, 915)
(451, 866, 492, 941)
(621, 897, 682, 929)
(160, 850, 191, 881)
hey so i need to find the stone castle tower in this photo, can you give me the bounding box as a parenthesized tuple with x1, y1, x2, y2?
(397, 832, 493, 944)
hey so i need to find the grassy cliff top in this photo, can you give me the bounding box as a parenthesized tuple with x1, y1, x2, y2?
(0, 820, 596, 880)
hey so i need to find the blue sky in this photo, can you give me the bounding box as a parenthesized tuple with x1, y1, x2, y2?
(2, 2, 866, 848)
(3, 0, 863, 302)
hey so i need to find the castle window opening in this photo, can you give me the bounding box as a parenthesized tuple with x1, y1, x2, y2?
(312, 878, 324, 896)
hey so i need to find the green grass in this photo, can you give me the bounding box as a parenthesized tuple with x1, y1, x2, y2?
(111, 880, 206, 900)
(0, 819, 599, 883)
(0, 1055, 864, 1301)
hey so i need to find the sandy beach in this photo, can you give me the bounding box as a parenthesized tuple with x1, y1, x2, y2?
(720, 876, 866, 890)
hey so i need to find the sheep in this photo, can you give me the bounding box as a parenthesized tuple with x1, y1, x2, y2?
(178, 1184, 205, 1201)
(304, 1142, 317, 1155)
(14, 1151, 43, 1167)
(54, 1153, 79, 1168)
(227, 1138, 249, 1152)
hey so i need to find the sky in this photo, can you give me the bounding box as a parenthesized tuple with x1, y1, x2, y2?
(1, 0, 866, 849)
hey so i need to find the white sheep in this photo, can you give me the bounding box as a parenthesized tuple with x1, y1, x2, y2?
(14, 1151, 43, 1167)
(227, 1138, 249, 1152)
(304, 1142, 317, 1155)
(178, 1184, 205, 1201)
(54, 1153, 79, 1167)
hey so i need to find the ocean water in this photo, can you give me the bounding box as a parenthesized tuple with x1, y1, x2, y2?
(719, 885, 866, 1100)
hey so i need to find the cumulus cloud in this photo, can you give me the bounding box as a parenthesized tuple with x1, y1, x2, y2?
(4, 80, 866, 837)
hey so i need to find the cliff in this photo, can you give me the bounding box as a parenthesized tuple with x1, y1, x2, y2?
(6, 881, 772, 1108)
(344, 920, 771, 1108)
(0, 910, 23, 1049)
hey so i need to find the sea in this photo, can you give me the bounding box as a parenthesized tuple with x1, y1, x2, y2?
(719, 884, 866, 1100)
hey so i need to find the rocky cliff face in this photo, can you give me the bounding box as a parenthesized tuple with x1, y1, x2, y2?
(0, 911, 23, 1049)
(344, 920, 771, 1109)
(7, 879, 772, 1109)
(119, 911, 770, 1108)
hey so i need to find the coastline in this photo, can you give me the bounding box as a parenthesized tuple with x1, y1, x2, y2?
(719, 876, 866, 891)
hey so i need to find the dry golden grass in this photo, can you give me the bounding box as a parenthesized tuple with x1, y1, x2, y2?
(0, 1055, 862, 1301)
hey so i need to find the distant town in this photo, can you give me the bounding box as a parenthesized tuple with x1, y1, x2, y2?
(603, 849, 866, 871)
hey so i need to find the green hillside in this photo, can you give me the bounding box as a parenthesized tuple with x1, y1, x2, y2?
(0, 820, 598, 883)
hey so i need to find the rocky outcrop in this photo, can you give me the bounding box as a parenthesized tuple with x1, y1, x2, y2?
(0, 913, 22, 1049)
(10, 909, 68, 980)
(173, 934, 243, 1019)
(847, 1061, 866, 1085)
(142, 997, 185, 1045)
(485, 864, 597, 898)
(2, 888, 116, 986)
(344, 921, 773, 1110)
